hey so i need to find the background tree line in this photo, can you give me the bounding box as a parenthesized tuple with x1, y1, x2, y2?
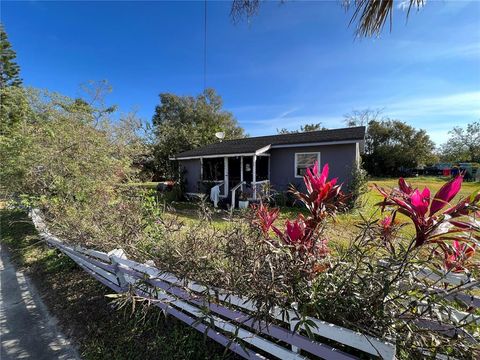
(344, 109, 480, 176)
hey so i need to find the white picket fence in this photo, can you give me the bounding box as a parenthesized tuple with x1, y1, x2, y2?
(29, 209, 479, 359)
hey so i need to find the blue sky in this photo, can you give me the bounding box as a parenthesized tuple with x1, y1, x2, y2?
(2, 1, 479, 145)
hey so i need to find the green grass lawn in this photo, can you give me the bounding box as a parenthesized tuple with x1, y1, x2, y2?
(161, 176, 479, 244)
(346, 176, 478, 220)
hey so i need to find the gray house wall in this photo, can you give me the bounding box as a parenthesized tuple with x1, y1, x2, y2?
(269, 143, 358, 192)
(179, 159, 201, 193)
(178, 143, 358, 194)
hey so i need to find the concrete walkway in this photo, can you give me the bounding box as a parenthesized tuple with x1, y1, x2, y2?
(0, 243, 80, 359)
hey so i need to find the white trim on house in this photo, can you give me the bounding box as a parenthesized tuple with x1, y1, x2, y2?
(224, 157, 229, 196)
(294, 152, 321, 178)
(171, 140, 363, 160)
(171, 153, 271, 161)
(240, 156, 244, 191)
(252, 155, 257, 198)
(271, 139, 360, 149)
(355, 142, 360, 168)
(255, 144, 271, 155)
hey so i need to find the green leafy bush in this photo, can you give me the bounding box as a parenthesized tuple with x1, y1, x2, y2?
(345, 159, 368, 209)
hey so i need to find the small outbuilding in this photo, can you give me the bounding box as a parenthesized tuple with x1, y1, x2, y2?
(171, 126, 365, 206)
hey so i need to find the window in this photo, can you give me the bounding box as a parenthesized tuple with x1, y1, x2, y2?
(295, 152, 320, 178)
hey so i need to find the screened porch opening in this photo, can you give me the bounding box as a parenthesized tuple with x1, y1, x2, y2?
(198, 155, 270, 202)
(202, 158, 224, 181)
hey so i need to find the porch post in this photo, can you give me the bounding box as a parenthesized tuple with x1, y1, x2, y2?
(268, 156, 271, 181)
(355, 142, 360, 168)
(240, 156, 244, 191)
(252, 155, 257, 200)
(224, 157, 229, 196)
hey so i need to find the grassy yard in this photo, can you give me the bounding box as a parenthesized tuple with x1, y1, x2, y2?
(0, 208, 231, 360)
(160, 176, 480, 244)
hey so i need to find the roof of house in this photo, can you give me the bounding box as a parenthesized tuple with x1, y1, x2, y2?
(173, 126, 366, 159)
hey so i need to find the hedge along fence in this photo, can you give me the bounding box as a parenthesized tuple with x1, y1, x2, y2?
(29, 209, 479, 359)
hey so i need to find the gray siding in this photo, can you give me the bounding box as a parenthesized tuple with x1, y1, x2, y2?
(269, 144, 357, 192)
(177, 143, 358, 194)
(179, 159, 201, 193)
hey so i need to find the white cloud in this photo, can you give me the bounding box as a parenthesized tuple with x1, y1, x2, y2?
(240, 91, 480, 145)
(382, 91, 480, 119)
(242, 112, 343, 136)
(397, 0, 427, 11)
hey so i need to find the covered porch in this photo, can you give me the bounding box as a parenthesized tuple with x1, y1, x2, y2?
(197, 153, 270, 207)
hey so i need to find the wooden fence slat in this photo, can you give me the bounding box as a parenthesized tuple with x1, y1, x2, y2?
(74, 246, 111, 263)
(74, 260, 123, 293)
(55, 241, 116, 273)
(417, 268, 478, 288)
(150, 288, 309, 360)
(413, 301, 480, 325)
(117, 265, 309, 360)
(119, 266, 358, 360)
(411, 319, 477, 343)
(111, 255, 396, 360)
(62, 248, 120, 286)
(133, 288, 265, 360)
(154, 281, 359, 360)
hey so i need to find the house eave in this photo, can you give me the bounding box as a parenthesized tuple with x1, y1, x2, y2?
(170, 152, 271, 161)
(171, 139, 364, 160)
(270, 139, 362, 149)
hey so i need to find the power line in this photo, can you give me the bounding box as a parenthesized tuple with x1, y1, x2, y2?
(203, 0, 207, 91)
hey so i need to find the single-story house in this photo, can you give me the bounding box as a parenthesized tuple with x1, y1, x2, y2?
(171, 126, 365, 206)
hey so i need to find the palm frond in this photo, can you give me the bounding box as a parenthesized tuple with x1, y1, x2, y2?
(345, 0, 425, 37)
(230, 0, 426, 37)
(230, 0, 261, 23)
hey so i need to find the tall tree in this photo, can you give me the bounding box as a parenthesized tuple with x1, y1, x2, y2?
(0, 24, 22, 88)
(277, 123, 326, 134)
(231, 0, 426, 37)
(439, 121, 480, 163)
(344, 108, 384, 127)
(363, 119, 435, 176)
(152, 88, 245, 178)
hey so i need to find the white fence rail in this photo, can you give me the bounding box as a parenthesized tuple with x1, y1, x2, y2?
(29, 208, 479, 359)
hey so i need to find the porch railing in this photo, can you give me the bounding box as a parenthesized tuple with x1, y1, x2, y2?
(251, 180, 270, 200)
(230, 181, 246, 211)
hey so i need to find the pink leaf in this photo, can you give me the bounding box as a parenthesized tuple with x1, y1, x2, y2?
(410, 189, 429, 216)
(398, 178, 413, 194)
(430, 176, 463, 215)
(320, 163, 329, 182)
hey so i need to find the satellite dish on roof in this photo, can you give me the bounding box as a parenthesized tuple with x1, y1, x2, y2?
(215, 132, 225, 141)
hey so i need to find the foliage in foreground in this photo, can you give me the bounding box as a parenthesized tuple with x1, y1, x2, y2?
(124, 165, 479, 358)
(0, 85, 150, 250)
(0, 208, 228, 360)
